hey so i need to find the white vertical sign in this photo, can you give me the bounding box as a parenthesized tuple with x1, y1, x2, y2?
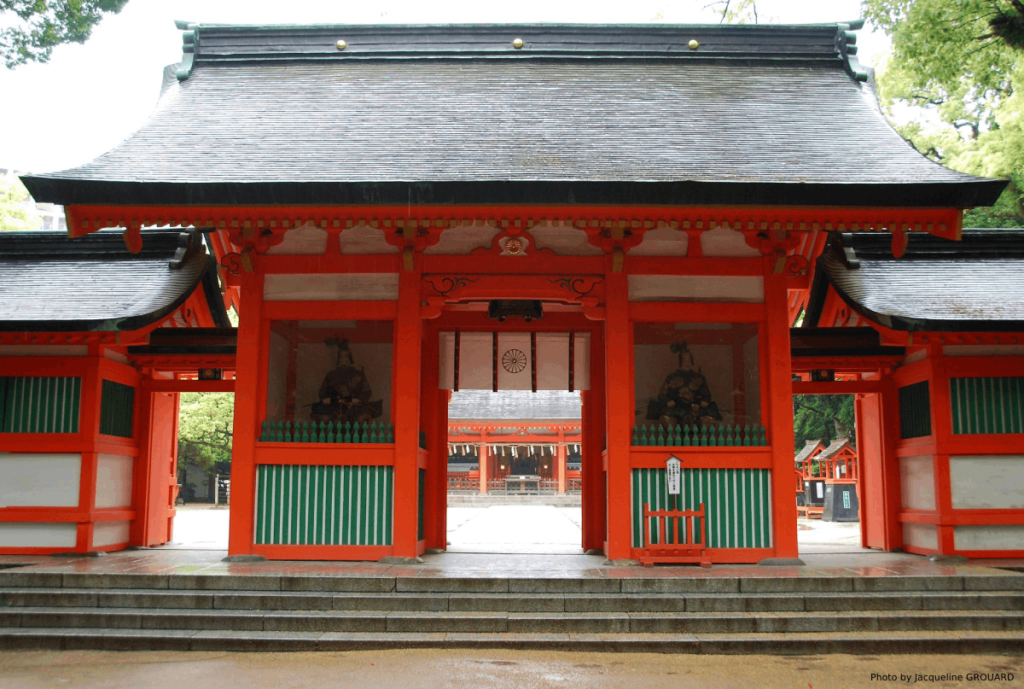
(666, 456, 681, 495)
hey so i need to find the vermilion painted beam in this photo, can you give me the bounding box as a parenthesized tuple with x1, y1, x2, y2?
(62, 203, 966, 240)
(629, 449, 773, 470)
(792, 381, 885, 395)
(141, 379, 236, 393)
(254, 446, 395, 465)
(629, 302, 765, 323)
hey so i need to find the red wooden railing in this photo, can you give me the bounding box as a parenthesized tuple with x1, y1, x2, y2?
(639, 502, 710, 567)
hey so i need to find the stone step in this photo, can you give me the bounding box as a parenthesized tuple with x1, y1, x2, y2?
(0, 627, 1022, 654)
(2, 588, 1023, 613)
(2, 571, 1023, 594)
(2, 607, 1022, 634)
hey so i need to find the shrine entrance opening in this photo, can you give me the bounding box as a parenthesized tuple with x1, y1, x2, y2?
(792, 392, 869, 555)
(420, 301, 606, 555)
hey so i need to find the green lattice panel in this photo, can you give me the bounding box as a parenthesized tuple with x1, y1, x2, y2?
(631, 468, 773, 549)
(950, 376, 1024, 435)
(254, 465, 394, 546)
(0, 377, 81, 434)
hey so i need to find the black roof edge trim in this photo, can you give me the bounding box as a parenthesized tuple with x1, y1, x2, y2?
(791, 347, 906, 358)
(19, 178, 1009, 209)
(200, 260, 233, 328)
(801, 234, 834, 328)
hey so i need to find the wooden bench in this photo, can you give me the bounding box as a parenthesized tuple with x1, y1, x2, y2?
(639, 502, 711, 567)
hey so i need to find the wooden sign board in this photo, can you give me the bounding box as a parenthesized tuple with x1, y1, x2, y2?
(666, 456, 681, 495)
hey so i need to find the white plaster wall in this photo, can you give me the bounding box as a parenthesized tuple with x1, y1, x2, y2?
(627, 275, 764, 302)
(529, 222, 604, 256)
(899, 455, 936, 511)
(0, 523, 77, 548)
(630, 226, 689, 256)
(338, 225, 399, 254)
(264, 273, 399, 301)
(102, 349, 129, 364)
(954, 525, 1024, 551)
(0, 454, 80, 507)
(700, 225, 762, 257)
(424, 224, 499, 254)
(92, 520, 130, 548)
(902, 523, 937, 550)
(0, 346, 87, 356)
(266, 224, 327, 255)
(950, 455, 1024, 509)
(94, 454, 134, 509)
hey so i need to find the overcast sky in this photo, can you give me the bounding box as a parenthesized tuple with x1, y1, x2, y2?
(0, 0, 886, 173)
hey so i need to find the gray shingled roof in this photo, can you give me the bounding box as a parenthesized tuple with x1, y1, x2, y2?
(21, 23, 1003, 208)
(815, 230, 1024, 331)
(448, 390, 581, 421)
(817, 437, 853, 462)
(794, 439, 824, 464)
(0, 229, 229, 332)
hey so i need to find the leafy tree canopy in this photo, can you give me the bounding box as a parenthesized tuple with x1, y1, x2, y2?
(793, 394, 855, 451)
(1, 0, 129, 69)
(177, 392, 233, 473)
(0, 175, 41, 231)
(865, 0, 1024, 225)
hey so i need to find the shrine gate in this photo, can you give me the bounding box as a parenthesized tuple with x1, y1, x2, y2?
(15, 21, 1014, 563)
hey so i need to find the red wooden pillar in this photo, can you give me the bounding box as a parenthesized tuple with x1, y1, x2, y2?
(556, 430, 567, 494)
(879, 379, 905, 552)
(392, 267, 423, 557)
(764, 272, 799, 559)
(420, 320, 445, 549)
(929, 354, 955, 554)
(76, 353, 103, 553)
(432, 389, 449, 548)
(228, 269, 264, 556)
(131, 372, 155, 547)
(478, 436, 489, 494)
(604, 270, 633, 561)
(582, 327, 607, 552)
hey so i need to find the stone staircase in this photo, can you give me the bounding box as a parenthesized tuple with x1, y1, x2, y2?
(1, 569, 1022, 654)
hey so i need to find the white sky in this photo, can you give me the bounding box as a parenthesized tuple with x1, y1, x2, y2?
(0, 0, 888, 173)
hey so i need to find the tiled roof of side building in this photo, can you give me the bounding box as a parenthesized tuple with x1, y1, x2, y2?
(448, 390, 582, 421)
(794, 439, 824, 464)
(21, 22, 1005, 208)
(0, 229, 230, 332)
(810, 229, 1024, 331)
(816, 437, 854, 462)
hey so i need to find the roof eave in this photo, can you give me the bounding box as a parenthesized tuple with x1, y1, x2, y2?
(21, 178, 1010, 210)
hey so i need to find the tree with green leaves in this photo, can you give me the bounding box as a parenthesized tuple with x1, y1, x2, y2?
(0, 175, 41, 231)
(865, 0, 1024, 225)
(177, 392, 234, 474)
(793, 394, 855, 451)
(2, 0, 129, 69)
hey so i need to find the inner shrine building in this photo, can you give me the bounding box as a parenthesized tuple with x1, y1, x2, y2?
(15, 21, 1015, 563)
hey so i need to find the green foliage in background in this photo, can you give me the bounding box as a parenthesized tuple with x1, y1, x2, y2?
(2, 0, 129, 69)
(793, 394, 855, 451)
(0, 176, 40, 231)
(177, 392, 233, 472)
(864, 0, 1024, 225)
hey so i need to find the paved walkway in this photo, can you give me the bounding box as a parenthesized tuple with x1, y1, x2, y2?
(0, 548, 1020, 581)
(447, 506, 583, 554)
(0, 649, 1021, 689)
